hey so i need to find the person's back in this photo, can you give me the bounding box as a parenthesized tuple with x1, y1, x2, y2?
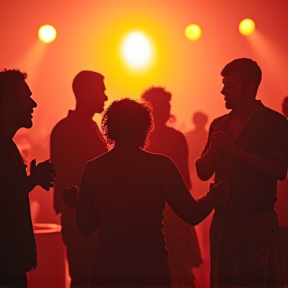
(74, 98, 227, 287)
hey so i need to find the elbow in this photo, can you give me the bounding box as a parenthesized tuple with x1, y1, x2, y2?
(197, 172, 211, 182)
(76, 213, 99, 236)
(195, 165, 212, 181)
(78, 226, 95, 236)
(278, 172, 287, 181)
(275, 166, 287, 181)
(181, 215, 203, 226)
(76, 222, 98, 236)
(195, 160, 212, 181)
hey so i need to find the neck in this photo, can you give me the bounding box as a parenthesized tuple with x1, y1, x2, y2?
(232, 99, 258, 120)
(115, 139, 141, 149)
(0, 119, 18, 139)
(154, 122, 167, 129)
(75, 105, 95, 121)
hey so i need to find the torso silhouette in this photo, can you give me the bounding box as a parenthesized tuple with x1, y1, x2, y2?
(76, 144, 214, 287)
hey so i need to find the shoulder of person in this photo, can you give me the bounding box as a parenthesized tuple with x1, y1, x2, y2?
(208, 114, 229, 132)
(166, 126, 187, 140)
(264, 106, 288, 123)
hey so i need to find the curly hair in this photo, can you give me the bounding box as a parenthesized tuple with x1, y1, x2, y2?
(0, 69, 27, 100)
(101, 98, 153, 148)
(140, 86, 171, 107)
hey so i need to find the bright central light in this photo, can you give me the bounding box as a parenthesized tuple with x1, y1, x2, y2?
(121, 32, 152, 69)
(239, 18, 255, 35)
(38, 25, 57, 43)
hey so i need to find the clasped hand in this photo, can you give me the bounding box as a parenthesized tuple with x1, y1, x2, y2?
(208, 180, 229, 207)
(62, 185, 79, 208)
(30, 159, 56, 191)
(210, 131, 238, 154)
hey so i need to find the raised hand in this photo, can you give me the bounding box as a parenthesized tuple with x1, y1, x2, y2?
(62, 185, 79, 208)
(30, 159, 56, 191)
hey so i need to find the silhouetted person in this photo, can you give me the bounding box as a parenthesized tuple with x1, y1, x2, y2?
(141, 87, 201, 288)
(50, 71, 108, 288)
(64, 98, 227, 287)
(196, 58, 288, 287)
(185, 112, 211, 287)
(186, 112, 208, 177)
(0, 69, 55, 288)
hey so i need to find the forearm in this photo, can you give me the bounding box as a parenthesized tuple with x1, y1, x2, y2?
(233, 147, 287, 180)
(190, 195, 215, 225)
(195, 149, 219, 181)
(24, 175, 38, 193)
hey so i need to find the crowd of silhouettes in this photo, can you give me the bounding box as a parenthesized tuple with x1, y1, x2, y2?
(0, 57, 288, 288)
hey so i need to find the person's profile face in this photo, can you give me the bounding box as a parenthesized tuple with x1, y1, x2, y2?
(88, 80, 108, 114)
(12, 80, 37, 129)
(221, 74, 245, 110)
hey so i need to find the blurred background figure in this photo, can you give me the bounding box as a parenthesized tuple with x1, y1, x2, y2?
(186, 112, 208, 176)
(275, 95, 288, 227)
(50, 71, 108, 288)
(185, 111, 211, 288)
(141, 87, 202, 288)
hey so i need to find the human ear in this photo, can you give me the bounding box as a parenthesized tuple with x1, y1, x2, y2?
(0, 97, 13, 110)
(244, 83, 256, 97)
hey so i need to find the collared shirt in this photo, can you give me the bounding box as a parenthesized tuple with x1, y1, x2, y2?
(50, 110, 108, 215)
(202, 101, 288, 214)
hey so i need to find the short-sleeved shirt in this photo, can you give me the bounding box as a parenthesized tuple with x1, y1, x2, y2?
(202, 101, 288, 214)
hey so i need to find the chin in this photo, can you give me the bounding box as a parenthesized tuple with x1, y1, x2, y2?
(23, 120, 33, 129)
(225, 102, 232, 109)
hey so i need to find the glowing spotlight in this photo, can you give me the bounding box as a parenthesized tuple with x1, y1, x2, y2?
(121, 32, 152, 70)
(239, 18, 255, 36)
(38, 25, 57, 43)
(185, 24, 202, 41)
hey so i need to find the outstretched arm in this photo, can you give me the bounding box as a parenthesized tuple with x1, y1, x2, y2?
(158, 155, 226, 225)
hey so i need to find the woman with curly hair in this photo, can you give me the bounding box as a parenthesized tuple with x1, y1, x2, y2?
(74, 98, 227, 287)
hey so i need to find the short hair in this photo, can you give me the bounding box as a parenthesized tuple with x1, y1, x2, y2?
(72, 70, 104, 99)
(221, 58, 262, 92)
(140, 86, 171, 107)
(283, 96, 288, 104)
(0, 69, 27, 100)
(101, 98, 153, 148)
(193, 111, 208, 126)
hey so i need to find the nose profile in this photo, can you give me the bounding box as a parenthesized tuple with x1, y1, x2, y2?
(32, 98, 37, 108)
